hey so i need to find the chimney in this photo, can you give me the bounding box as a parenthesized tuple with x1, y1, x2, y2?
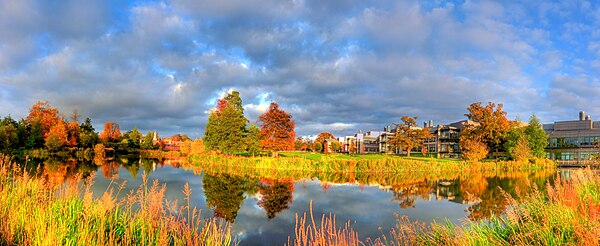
(580, 111, 585, 121)
(586, 115, 591, 121)
(429, 120, 433, 128)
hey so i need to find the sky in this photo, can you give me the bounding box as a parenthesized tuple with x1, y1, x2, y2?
(1, 0, 600, 138)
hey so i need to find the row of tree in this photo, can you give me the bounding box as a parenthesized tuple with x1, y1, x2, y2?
(203, 91, 296, 155)
(0, 101, 187, 153)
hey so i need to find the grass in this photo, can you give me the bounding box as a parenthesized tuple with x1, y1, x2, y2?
(190, 152, 556, 175)
(285, 169, 600, 246)
(0, 154, 237, 246)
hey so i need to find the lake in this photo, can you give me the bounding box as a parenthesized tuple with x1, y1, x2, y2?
(21, 155, 560, 245)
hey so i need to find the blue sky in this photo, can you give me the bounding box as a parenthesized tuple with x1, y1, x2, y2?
(1, 0, 599, 138)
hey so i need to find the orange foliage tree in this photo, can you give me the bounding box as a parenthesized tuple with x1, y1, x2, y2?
(460, 102, 511, 160)
(258, 102, 296, 152)
(389, 116, 432, 157)
(45, 122, 68, 151)
(66, 122, 80, 147)
(99, 122, 122, 143)
(26, 101, 62, 138)
(315, 132, 335, 143)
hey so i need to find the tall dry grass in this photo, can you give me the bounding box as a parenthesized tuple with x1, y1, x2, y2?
(0, 154, 237, 245)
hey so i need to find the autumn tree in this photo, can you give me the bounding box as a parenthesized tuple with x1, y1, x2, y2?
(460, 102, 511, 159)
(45, 122, 68, 151)
(460, 138, 488, 161)
(330, 141, 341, 152)
(26, 101, 62, 138)
(258, 102, 295, 153)
(99, 122, 122, 143)
(204, 91, 248, 154)
(315, 132, 335, 144)
(389, 116, 432, 157)
(66, 122, 80, 147)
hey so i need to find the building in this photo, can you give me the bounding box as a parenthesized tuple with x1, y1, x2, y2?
(424, 120, 474, 158)
(544, 111, 600, 165)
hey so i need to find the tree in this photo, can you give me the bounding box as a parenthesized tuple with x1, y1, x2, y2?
(246, 124, 261, 156)
(0, 124, 17, 149)
(141, 131, 155, 149)
(524, 115, 548, 158)
(204, 91, 248, 154)
(125, 127, 142, 148)
(26, 101, 62, 138)
(258, 102, 296, 152)
(313, 142, 323, 152)
(389, 116, 432, 157)
(66, 122, 80, 147)
(330, 141, 341, 153)
(45, 122, 68, 151)
(26, 121, 44, 149)
(70, 108, 81, 123)
(99, 122, 121, 143)
(78, 117, 98, 148)
(461, 102, 511, 156)
(315, 132, 335, 144)
(504, 126, 531, 161)
(461, 138, 488, 161)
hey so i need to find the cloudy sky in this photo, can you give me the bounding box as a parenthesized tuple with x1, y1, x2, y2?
(1, 0, 599, 138)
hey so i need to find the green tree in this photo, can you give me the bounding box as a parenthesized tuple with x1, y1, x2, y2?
(125, 127, 142, 148)
(504, 126, 531, 161)
(0, 124, 17, 149)
(313, 142, 323, 152)
(246, 124, 261, 156)
(204, 91, 248, 154)
(525, 115, 548, 158)
(26, 121, 44, 149)
(79, 117, 98, 148)
(141, 131, 155, 150)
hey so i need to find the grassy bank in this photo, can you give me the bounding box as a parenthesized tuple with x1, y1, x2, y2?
(0, 155, 236, 246)
(190, 153, 556, 174)
(287, 169, 600, 245)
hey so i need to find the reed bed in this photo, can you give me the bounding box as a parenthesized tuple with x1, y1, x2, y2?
(0, 154, 237, 246)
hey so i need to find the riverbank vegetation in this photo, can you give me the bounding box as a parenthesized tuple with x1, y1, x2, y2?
(0, 155, 236, 245)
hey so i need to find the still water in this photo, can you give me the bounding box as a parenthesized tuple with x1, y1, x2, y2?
(23, 156, 558, 245)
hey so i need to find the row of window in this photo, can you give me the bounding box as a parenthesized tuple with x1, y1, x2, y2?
(548, 136, 600, 148)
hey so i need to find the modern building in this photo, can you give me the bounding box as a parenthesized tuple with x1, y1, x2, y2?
(544, 111, 600, 165)
(423, 120, 474, 158)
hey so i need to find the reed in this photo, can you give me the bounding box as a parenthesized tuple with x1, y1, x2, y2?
(0, 154, 237, 246)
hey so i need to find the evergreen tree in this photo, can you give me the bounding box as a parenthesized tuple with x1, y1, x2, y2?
(141, 131, 155, 149)
(204, 91, 248, 154)
(525, 115, 548, 158)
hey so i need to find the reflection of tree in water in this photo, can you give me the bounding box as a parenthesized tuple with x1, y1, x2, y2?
(120, 156, 141, 179)
(41, 158, 97, 186)
(257, 179, 294, 220)
(203, 173, 257, 223)
(392, 181, 433, 209)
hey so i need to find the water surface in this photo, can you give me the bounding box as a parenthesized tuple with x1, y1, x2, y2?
(21, 156, 558, 245)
